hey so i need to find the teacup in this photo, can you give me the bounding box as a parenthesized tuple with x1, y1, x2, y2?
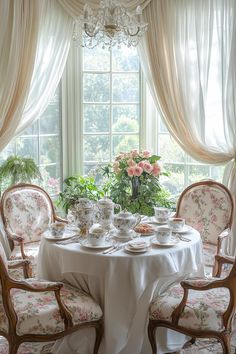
(168, 218, 185, 232)
(88, 224, 107, 246)
(154, 226, 172, 244)
(50, 222, 66, 238)
(154, 207, 171, 223)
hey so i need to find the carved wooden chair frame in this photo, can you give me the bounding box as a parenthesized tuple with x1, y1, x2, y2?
(0, 256, 103, 354)
(175, 180, 234, 276)
(148, 255, 236, 354)
(0, 183, 67, 259)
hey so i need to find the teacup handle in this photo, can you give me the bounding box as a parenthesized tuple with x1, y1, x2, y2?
(133, 214, 141, 228)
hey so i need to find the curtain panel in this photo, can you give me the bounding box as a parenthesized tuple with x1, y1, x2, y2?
(0, 0, 73, 150)
(0, 0, 41, 151)
(139, 0, 236, 254)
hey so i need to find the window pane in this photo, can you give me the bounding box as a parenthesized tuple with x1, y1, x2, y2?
(39, 136, 60, 165)
(84, 135, 110, 162)
(83, 46, 110, 71)
(84, 104, 110, 133)
(112, 73, 139, 102)
(40, 102, 60, 134)
(21, 121, 38, 136)
(112, 135, 139, 157)
(83, 73, 110, 102)
(112, 45, 139, 72)
(113, 105, 139, 132)
(40, 164, 61, 195)
(161, 163, 185, 195)
(16, 137, 38, 161)
(159, 135, 185, 163)
(189, 165, 211, 184)
(211, 165, 224, 181)
(0, 142, 16, 163)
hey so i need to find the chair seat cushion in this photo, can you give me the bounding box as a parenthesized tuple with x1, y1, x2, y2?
(10, 280, 103, 335)
(149, 283, 230, 331)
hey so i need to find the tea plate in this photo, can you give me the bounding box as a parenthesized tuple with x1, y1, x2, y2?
(44, 230, 76, 241)
(173, 225, 192, 234)
(151, 236, 180, 247)
(80, 239, 114, 250)
(124, 245, 149, 254)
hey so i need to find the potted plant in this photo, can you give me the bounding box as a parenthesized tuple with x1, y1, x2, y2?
(0, 155, 42, 195)
(57, 175, 104, 213)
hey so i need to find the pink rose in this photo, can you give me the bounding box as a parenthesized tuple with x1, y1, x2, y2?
(134, 166, 143, 176)
(113, 162, 121, 174)
(131, 149, 139, 158)
(143, 162, 153, 173)
(127, 159, 136, 167)
(127, 167, 135, 176)
(142, 150, 151, 158)
(152, 163, 161, 176)
(138, 161, 145, 168)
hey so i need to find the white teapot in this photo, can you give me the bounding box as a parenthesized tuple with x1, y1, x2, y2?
(97, 197, 121, 230)
(113, 210, 141, 235)
(68, 198, 98, 236)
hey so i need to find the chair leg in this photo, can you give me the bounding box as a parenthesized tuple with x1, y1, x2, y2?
(93, 322, 103, 354)
(8, 340, 19, 354)
(148, 321, 157, 354)
(220, 334, 231, 354)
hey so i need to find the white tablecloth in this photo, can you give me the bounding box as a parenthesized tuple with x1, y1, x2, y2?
(37, 229, 204, 354)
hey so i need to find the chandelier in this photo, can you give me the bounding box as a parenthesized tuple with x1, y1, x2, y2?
(72, 0, 148, 49)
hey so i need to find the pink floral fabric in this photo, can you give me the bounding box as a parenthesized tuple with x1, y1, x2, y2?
(10, 241, 39, 276)
(149, 283, 231, 331)
(177, 185, 232, 245)
(0, 336, 54, 354)
(3, 188, 52, 243)
(9, 283, 102, 335)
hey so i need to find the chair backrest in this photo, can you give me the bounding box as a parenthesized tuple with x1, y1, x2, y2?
(0, 183, 56, 243)
(176, 180, 233, 245)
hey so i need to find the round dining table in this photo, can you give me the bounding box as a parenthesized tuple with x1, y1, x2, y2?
(37, 227, 204, 354)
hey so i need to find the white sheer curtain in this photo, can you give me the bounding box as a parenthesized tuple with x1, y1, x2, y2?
(0, 0, 42, 151)
(0, 0, 73, 148)
(138, 0, 236, 254)
(16, 0, 73, 135)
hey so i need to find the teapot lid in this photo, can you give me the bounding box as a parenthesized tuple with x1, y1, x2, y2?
(98, 197, 114, 206)
(89, 223, 106, 234)
(116, 210, 133, 218)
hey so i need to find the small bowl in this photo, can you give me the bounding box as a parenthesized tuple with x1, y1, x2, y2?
(50, 222, 66, 238)
(154, 226, 172, 244)
(168, 218, 185, 232)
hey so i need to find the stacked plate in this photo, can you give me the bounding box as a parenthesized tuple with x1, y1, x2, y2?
(125, 240, 149, 254)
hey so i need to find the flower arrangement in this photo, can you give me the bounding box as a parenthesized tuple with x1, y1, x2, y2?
(102, 149, 172, 216)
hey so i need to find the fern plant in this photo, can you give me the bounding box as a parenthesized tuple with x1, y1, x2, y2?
(0, 155, 42, 194)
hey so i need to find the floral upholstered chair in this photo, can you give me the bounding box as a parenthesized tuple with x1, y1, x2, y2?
(0, 183, 67, 276)
(0, 242, 103, 354)
(175, 180, 233, 276)
(148, 255, 236, 354)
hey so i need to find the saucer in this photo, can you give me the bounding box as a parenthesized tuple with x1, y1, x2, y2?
(151, 236, 179, 247)
(43, 230, 76, 241)
(173, 225, 192, 234)
(80, 239, 114, 250)
(110, 229, 140, 240)
(125, 244, 149, 254)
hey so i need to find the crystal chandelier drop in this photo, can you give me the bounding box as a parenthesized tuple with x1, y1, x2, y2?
(72, 0, 148, 50)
